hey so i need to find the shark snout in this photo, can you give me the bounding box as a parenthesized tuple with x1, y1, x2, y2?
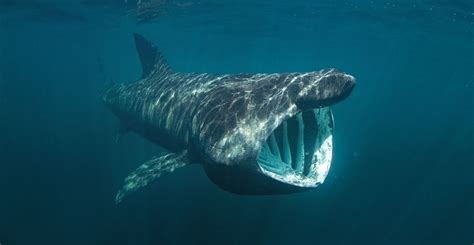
(295, 71, 356, 110)
(336, 73, 356, 98)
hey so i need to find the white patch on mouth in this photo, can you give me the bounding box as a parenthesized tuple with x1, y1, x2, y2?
(313, 134, 332, 184)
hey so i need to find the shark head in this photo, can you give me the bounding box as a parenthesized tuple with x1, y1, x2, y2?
(193, 69, 356, 194)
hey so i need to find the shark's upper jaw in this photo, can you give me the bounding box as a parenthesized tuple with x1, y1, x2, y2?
(295, 72, 356, 110)
(257, 107, 334, 187)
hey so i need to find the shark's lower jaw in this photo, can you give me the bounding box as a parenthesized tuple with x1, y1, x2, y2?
(257, 108, 334, 187)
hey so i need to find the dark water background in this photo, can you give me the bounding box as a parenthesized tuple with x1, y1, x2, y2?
(0, 0, 473, 244)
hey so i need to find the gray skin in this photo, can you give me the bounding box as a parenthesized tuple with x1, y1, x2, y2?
(104, 33, 356, 203)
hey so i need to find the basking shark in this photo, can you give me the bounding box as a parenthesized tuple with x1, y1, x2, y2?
(104, 33, 356, 203)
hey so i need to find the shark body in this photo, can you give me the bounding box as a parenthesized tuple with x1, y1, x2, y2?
(104, 34, 356, 203)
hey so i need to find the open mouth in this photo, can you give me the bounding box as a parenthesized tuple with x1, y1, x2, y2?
(257, 108, 334, 187)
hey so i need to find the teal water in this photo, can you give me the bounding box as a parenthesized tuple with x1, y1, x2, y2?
(0, 1, 473, 244)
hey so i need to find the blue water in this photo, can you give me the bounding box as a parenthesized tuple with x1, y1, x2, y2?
(0, 1, 473, 244)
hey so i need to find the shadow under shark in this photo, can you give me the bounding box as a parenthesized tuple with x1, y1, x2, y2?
(104, 33, 356, 203)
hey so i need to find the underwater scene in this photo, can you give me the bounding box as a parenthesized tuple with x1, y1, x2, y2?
(0, 0, 473, 244)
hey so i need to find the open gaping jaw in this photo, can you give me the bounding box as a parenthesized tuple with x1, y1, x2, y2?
(257, 107, 334, 187)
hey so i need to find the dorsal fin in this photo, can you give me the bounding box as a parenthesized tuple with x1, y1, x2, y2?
(133, 33, 172, 78)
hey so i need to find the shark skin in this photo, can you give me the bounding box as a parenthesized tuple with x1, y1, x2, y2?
(104, 33, 356, 203)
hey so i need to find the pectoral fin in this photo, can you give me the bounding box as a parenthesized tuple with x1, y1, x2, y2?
(115, 150, 190, 204)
